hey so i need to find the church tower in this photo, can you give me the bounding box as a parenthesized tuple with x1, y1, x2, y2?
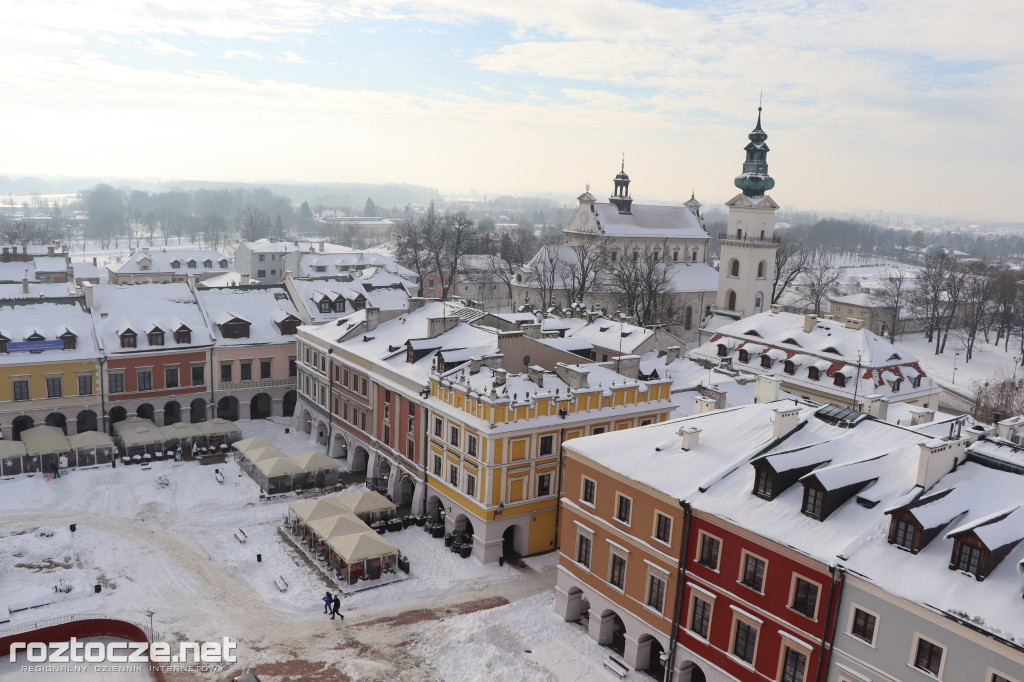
(608, 158, 633, 215)
(716, 107, 780, 318)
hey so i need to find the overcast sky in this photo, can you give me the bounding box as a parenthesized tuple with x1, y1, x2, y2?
(1, 1, 1020, 220)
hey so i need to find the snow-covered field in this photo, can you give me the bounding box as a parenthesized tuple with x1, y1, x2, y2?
(0, 419, 639, 682)
(897, 331, 1021, 398)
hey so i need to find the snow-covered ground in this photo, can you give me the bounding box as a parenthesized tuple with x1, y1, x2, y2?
(896, 331, 1021, 398)
(0, 419, 639, 682)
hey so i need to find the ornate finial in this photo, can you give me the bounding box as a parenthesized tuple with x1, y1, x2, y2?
(585, 183, 590, 192)
(759, 90, 763, 109)
(621, 152, 625, 172)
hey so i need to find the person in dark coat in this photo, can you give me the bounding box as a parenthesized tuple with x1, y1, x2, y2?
(331, 595, 342, 620)
(323, 591, 333, 614)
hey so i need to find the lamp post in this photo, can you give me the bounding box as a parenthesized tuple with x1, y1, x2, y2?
(952, 352, 960, 385)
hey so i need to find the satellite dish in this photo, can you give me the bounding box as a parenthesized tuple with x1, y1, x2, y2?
(523, 355, 531, 366)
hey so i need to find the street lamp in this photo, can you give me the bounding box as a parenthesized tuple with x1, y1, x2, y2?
(952, 352, 960, 385)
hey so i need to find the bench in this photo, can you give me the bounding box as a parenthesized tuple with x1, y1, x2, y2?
(603, 656, 629, 679)
(274, 576, 288, 592)
(234, 529, 247, 543)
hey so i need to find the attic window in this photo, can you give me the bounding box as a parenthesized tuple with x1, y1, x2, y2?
(783, 360, 796, 375)
(808, 367, 820, 381)
(738, 349, 750, 363)
(717, 344, 728, 357)
(954, 543, 983, 576)
(822, 346, 840, 355)
(834, 373, 847, 388)
(203, 259, 212, 268)
(60, 331, 77, 350)
(753, 468, 775, 500)
(760, 355, 772, 369)
(888, 353, 901, 361)
(802, 485, 826, 520)
(745, 330, 762, 338)
(890, 517, 919, 552)
(333, 300, 346, 313)
(120, 331, 137, 348)
(600, 326, 610, 332)
(187, 260, 196, 268)
(890, 379, 902, 392)
(911, 376, 922, 388)
(174, 328, 191, 344)
(781, 337, 800, 346)
(148, 330, 165, 346)
(171, 260, 181, 268)
(319, 300, 332, 313)
(219, 259, 228, 268)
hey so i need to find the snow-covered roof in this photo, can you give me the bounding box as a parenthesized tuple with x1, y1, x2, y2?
(289, 276, 410, 324)
(196, 286, 301, 346)
(0, 282, 77, 300)
(109, 248, 231, 275)
(0, 261, 36, 283)
(568, 202, 709, 240)
(0, 299, 100, 366)
(566, 316, 653, 354)
(32, 256, 68, 272)
(90, 283, 213, 353)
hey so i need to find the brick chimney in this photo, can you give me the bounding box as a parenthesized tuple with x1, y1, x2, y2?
(528, 365, 545, 387)
(845, 318, 865, 330)
(917, 438, 968, 490)
(678, 425, 701, 450)
(427, 317, 460, 338)
(521, 322, 542, 339)
(493, 368, 507, 386)
(612, 354, 640, 379)
(365, 306, 381, 332)
(554, 363, 589, 389)
(754, 375, 781, 404)
(862, 394, 889, 419)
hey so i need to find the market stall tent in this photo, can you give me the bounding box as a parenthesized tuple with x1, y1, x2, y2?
(253, 456, 303, 495)
(67, 430, 116, 467)
(233, 436, 276, 453)
(338, 490, 396, 521)
(307, 512, 370, 540)
(0, 441, 28, 476)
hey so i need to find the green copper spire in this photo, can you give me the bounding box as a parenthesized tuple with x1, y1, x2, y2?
(734, 106, 775, 197)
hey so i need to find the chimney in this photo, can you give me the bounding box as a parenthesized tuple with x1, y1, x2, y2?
(365, 306, 381, 332)
(678, 425, 701, 450)
(521, 322, 542, 339)
(92, 257, 97, 266)
(771, 304, 783, 314)
(2, 247, 9, 262)
(240, 273, 250, 285)
(845, 318, 865, 330)
(612, 354, 641, 379)
(803, 315, 818, 333)
(493, 368, 507, 386)
(470, 356, 482, 375)
(693, 396, 717, 415)
(22, 274, 30, 294)
(528, 365, 545, 387)
(665, 346, 681, 364)
(995, 416, 1024, 441)
(697, 383, 727, 409)
(554, 363, 589, 389)
(428, 317, 461, 338)
(773, 405, 801, 440)
(585, 310, 599, 324)
(910, 407, 935, 426)
(862, 394, 889, 419)
(917, 438, 968, 490)
(82, 281, 94, 310)
(407, 297, 429, 312)
(966, 423, 995, 443)
(319, 242, 325, 253)
(754, 375, 782, 404)
(47, 245, 55, 256)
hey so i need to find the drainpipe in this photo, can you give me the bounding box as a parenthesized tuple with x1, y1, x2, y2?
(815, 564, 846, 682)
(326, 349, 335, 456)
(99, 357, 107, 435)
(553, 426, 566, 554)
(208, 346, 215, 421)
(664, 500, 692, 682)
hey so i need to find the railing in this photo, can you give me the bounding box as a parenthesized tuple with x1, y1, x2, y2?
(0, 612, 153, 642)
(717, 233, 781, 244)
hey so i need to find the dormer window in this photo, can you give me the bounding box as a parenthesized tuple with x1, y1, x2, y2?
(783, 360, 796, 375)
(890, 379, 902, 392)
(753, 468, 775, 500)
(890, 518, 919, 551)
(888, 353, 901, 361)
(954, 543, 983, 575)
(171, 260, 181, 268)
(203, 259, 212, 268)
(333, 300, 346, 313)
(221, 319, 251, 339)
(278, 316, 299, 335)
(760, 355, 772, 368)
(808, 367, 820, 381)
(717, 344, 728, 357)
(219, 259, 228, 268)
(911, 376, 922, 388)
(174, 327, 191, 344)
(822, 346, 840, 355)
(148, 330, 165, 346)
(781, 337, 800, 346)
(187, 260, 196, 268)
(319, 299, 332, 313)
(834, 373, 846, 388)
(120, 331, 137, 348)
(802, 484, 826, 520)
(738, 349, 749, 363)
(60, 331, 77, 350)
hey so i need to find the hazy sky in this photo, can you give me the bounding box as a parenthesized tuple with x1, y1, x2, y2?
(2, 1, 1021, 220)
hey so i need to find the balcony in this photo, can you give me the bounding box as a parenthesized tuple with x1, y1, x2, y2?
(717, 233, 781, 244)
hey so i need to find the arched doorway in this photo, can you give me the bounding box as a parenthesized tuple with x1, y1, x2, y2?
(640, 636, 666, 679)
(301, 409, 313, 434)
(216, 396, 239, 421)
(502, 526, 519, 562)
(283, 390, 296, 417)
(332, 434, 348, 460)
(454, 514, 474, 537)
(679, 661, 707, 682)
(351, 445, 369, 473)
(427, 494, 443, 522)
(76, 410, 98, 433)
(189, 398, 207, 423)
(12, 415, 34, 441)
(250, 393, 271, 420)
(600, 609, 627, 656)
(108, 406, 128, 434)
(316, 420, 328, 446)
(45, 412, 68, 435)
(136, 403, 155, 422)
(727, 290, 737, 311)
(373, 458, 392, 493)
(163, 401, 181, 426)
(397, 473, 413, 507)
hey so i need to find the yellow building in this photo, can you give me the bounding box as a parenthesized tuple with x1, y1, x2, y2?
(425, 358, 674, 563)
(0, 299, 103, 439)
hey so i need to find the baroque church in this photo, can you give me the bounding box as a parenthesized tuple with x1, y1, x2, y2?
(509, 108, 779, 344)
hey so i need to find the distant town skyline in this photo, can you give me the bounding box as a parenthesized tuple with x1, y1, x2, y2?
(1, 1, 1020, 221)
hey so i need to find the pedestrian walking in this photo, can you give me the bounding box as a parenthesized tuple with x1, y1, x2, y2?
(331, 595, 342, 620)
(322, 591, 333, 614)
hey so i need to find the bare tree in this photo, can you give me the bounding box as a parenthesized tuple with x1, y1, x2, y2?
(873, 268, 910, 343)
(422, 210, 477, 301)
(487, 226, 538, 308)
(560, 231, 607, 306)
(960, 261, 994, 362)
(911, 250, 952, 345)
(973, 372, 1024, 424)
(395, 212, 431, 296)
(796, 252, 843, 316)
(239, 203, 268, 242)
(991, 268, 1022, 351)
(772, 238, 809, 304)
(608, 240, 677, 326)
(80, 184, 125, 250)
(525, 244, 562, 311)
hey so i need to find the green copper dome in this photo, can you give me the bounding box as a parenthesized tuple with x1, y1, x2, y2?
(734, 107, 775, 197)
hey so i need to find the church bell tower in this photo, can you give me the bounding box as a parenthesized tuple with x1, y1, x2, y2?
(716, 106, 780, 318)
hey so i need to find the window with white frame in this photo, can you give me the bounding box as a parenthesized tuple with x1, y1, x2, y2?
(645, 570, 667, 612)
(697, 532, 721, 570)
(911, 634, 945, 678)
(539, 434, 554, 455)
(609, 552, 627, 589)
(732, 617, 758, 664)
(790, 577, 819, 619)
(654, 513, 672, 543)
(615, 494, 632, 524)
(537, 473, 551, 497)
(576, 533, 592, 568)
(465, 473, 476, 498)
(739, 552, 766, 592)
(581, 477, 596, 505)
(847, 605, 878, 646)
(449, 463, 458, 486)
(690, 595, 712, 638)
(467, 434, 477, 457)
(780, 646, 807, 682)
